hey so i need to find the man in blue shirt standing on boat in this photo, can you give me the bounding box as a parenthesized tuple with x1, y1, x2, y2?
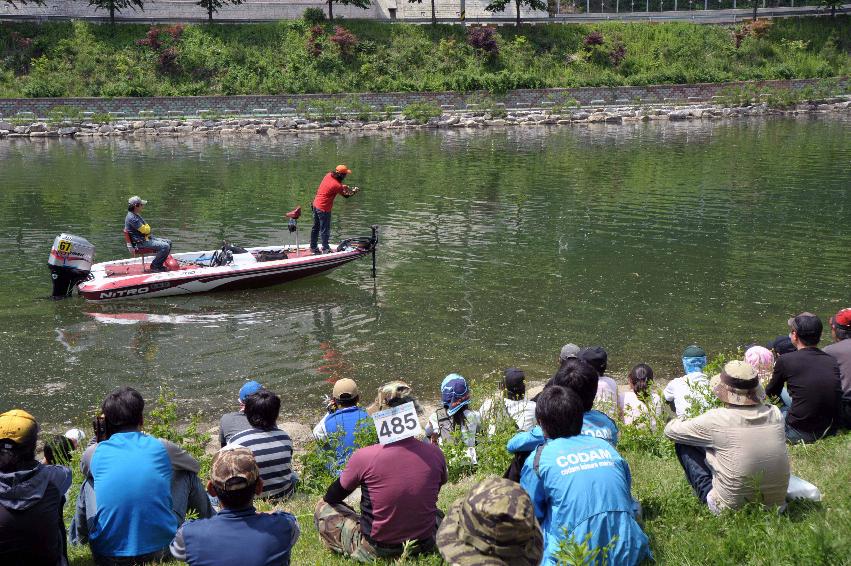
(125, 195, 172, 272)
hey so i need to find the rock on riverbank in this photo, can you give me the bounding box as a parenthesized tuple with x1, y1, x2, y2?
(1, 99, 848, 140)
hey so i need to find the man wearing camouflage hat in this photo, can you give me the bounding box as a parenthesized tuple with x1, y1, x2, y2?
(1, 409, 73, 566)
(170, 446, 300, 565)
(665, 360, 790, 513)
(436, 476, 543, 566)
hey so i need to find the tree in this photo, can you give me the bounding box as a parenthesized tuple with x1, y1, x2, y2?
(325, 0, 370, 22)
(408, 0, 437, 24)
(819, 0, 842, 17)
(196, 0, 243, 21)
(88, 0, 144, 25)
(485, 0, 547, 26)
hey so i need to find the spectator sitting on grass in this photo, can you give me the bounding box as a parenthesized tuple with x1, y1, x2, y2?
(479, 367, 536, 434)
(314, 389, 447, 562)
(578, 346, 621, 416)
(219, 380, 262, 447)
(823, 308, 851, 428)
(1, 409, 73, 566)
(663, 344, 711, 417)
(558, 343, 580, 364)
(70, 386, 213, 565)
(425, 374, 482, 465)
(620, 363, 663, 429)
(665, 360, 790, 513)
(436, 476, 543, 566)
(765, 312, 842, 443)
(227, 389, 296, 500)
(505, 358, 618, 481)
(169, 446, 300, 566)
(520, 386, 651, 566)
(312, 378, 371, 473)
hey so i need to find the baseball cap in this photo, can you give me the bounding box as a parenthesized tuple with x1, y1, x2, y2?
(711, 360, 765, 406)
(128, 195, 147, 206)
(831, 308, 851, 331)
(767, 335, 796, 355)
(682, 345, 706, 358)
(335, 164, 352, 175)
(0, 409, 39, 444)
(437, 476, 543, 566)
(787, 312, 822, 343)
(64, 428, 87, 445)
(332, 378, 359, 401)
(238, 380, 263, 402)
(578, 346, 607, 376)
(559, 343, 580, 361)
(210, 446, 260, 491)
(503, 368, 525, 394)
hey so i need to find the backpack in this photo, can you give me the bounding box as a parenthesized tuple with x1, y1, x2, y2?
(433, 408, 455, 442)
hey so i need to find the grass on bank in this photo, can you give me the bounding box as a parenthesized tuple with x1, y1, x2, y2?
(0, 16, 849, 98)
(61, 389, 851, 565)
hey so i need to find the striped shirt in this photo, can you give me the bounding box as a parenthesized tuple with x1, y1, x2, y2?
(228, 427, 295, 499)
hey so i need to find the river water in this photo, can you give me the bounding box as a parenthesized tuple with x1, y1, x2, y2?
(1, 116, 849, 426)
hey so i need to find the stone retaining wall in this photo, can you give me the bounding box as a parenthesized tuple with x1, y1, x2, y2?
(0, 79, 846, 119)
(1, 99, 848, 140)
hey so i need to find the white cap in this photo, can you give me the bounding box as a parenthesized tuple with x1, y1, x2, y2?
(128, 195, 148, 206)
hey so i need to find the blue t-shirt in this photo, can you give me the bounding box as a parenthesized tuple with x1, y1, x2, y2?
(124, 211, 148, 245)
(506, 410, 619, 454)
(320, 406, 372, 471)
(173, 506, 300, 566)
(520, 435, 651, 565)
(89, 432, 177, 557)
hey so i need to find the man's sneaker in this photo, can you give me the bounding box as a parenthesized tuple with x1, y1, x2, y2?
(311, 249, 323, 255)
(149, 265, 168, 273)
(322, 248, 332, 254)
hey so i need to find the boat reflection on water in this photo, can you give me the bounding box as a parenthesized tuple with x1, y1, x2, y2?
(50, 278, 379, 417)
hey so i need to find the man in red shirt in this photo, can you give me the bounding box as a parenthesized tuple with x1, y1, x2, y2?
(311, 165, 359, 254)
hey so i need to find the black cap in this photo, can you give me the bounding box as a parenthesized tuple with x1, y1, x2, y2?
(579, 346, 608, 376)
(767, 335, 796, 356)
(503, 368, 526, 394)
(787, 312, 823, 345)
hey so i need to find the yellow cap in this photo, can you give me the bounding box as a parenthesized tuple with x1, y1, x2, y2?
(0, 409, 39, 444)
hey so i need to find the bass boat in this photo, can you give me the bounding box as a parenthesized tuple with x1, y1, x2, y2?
(48, 226, 378, 302)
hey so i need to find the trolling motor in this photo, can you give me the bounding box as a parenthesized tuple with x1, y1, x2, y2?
(48, 234, 95, 299)
(286, 206, 302, 254)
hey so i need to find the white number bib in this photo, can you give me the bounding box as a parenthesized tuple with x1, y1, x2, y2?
(372, 402, 423, 445)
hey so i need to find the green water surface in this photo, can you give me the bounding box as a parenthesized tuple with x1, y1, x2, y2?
(1, 116, 849, 425)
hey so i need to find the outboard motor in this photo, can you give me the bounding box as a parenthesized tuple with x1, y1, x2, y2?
(48, 234, 95, 299)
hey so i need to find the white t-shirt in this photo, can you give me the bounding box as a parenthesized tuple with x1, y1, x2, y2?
(619, 390, 663, 429)
(663, 372, 709, 417)
(594, 375, 621, 417)
(479, 396, 537, 434)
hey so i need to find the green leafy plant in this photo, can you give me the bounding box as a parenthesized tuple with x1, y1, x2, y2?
(146, 388, 212, 476)
(46, 105, 82, 124)
(303, 7, 326, 24)
(553, 531, 618, 565)
(402, 101, 442, 123)
(297, 417, 377, 495)
(89, 112, 114, 124)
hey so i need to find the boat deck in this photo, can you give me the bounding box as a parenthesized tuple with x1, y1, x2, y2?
(103, 248, 317, 278)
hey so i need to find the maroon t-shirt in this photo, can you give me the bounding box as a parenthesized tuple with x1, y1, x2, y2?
(340, 437, 447, 544)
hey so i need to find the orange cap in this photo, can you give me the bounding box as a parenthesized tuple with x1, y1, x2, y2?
(335, 165, 352, 175)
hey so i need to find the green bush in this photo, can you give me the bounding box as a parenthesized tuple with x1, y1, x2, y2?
(402, 101, 442, 123)
(146, 388, 213, 476)
(297, 417, 377, 495)
(302, 7, 326, 26)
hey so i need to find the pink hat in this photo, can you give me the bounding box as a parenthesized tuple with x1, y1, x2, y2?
(744, 346, 773, 369)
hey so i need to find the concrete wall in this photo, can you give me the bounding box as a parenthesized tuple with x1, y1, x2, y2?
(0, 0, 547, 21)
(0, 79, 844, 118)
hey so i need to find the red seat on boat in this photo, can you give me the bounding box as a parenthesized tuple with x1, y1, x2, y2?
(123, 229, 156, 271)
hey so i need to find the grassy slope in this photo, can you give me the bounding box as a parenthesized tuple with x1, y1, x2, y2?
(65, 431, 851, 566)
(0, 17, 849, 98)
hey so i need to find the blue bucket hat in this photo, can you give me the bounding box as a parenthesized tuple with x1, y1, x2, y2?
(441, 374, 470, 416)
(238, 380, 263, 402)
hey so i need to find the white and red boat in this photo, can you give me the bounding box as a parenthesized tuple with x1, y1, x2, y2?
(48, 227, 378, 302)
